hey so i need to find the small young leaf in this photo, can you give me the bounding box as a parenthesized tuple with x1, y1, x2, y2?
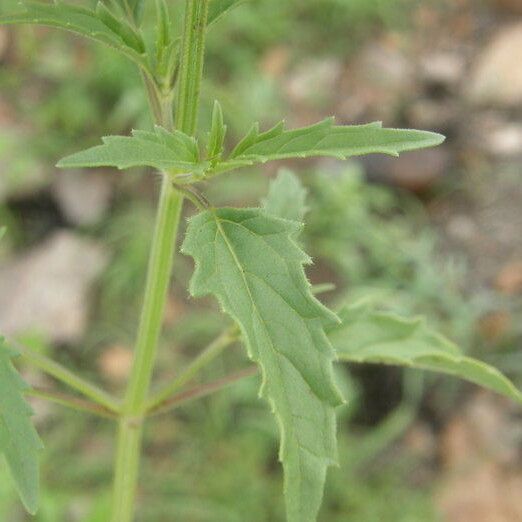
(0, 1, 147, 69)
(0, 338, 43, 514)
(208, 0, 247, 26)
(210, 118, 445, 176)
(262, 169, 308, 223)
(206, 100, 227, 163)
(182, 208, 344, 522)
(57, 126, 207, 174)
(329, 303, 522, 404)
(95, 2, 145, 53)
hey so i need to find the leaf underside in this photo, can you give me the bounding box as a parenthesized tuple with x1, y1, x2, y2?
(330, 303, 522, 404)
(0, 339, 43, 515)
(182, 208, 344, 522)
(0, 1, 147, 68)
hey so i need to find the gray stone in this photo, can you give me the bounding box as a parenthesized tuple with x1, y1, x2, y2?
(0, 231, 109, 343)
(52, 169, 113, 226)
(468, 24, 522, 107)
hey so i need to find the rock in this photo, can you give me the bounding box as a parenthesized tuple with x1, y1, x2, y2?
(407, 99, 460, 131)
(284, 57, 342, 107)
(363, 146, 451, 192)
(420, 52, 465, 90)
(338, 40, 415, 122)
(98, 344, 133, 384)
(468, 24, 522, 107)
(437, 393, 522, 522)
(0, 231, 109, 343)
(52, 169, 113, 226)
(495, 260, 522, 294)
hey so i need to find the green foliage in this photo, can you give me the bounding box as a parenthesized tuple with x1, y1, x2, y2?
(0, 1, 148, 70)
(57, 118, 444, 183)
(210, 118, 445, 176)
(206, 101, 227, 164)
(330, 303, 522, 404)
(262, 169, 308, 223)
(0, 338, 43, 515)
(208, 0, 248, 26)
(182, 208, 344, 522)
(57, 126, 204, 173)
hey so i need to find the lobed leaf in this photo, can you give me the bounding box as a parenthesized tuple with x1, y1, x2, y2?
(182, 208, 344, 522)
(0, 338, 43, 514)
(262, 169, 308, 223)
(57, 126, 207, 174)
(209, 118, 445, 176)
(329, 303, 522, 404)
(0, 1, 148, 69)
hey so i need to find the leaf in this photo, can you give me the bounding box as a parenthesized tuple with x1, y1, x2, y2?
(0, 1, 147, 69)
(57, 126, 207, 173)
(209, 118, 445, 176)
(330, 303, 522, 404)
(262, 169, 308, 223)
(208, 0, 248, 26)
(206, 100, 227, 163)
(0, 338, 43, 514)
(182, 208, 344, 522)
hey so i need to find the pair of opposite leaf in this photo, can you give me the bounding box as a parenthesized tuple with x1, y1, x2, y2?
(1, 3, 522, 521)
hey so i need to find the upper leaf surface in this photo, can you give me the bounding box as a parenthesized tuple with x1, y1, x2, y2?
(57, 126, 207, 173)
(0, 1, 147, 68)
(209, 118, 445, 176)
(0, 338, 43, 514)
(329, 303, 522, 404)
(182, 208, 344, 522)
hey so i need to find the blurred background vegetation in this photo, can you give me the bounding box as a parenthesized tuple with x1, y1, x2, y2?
(1, 0, 522, 520)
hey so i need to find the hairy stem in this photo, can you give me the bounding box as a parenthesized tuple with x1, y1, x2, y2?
(110, 178, 182, 522)
(110, 1, 209, 520)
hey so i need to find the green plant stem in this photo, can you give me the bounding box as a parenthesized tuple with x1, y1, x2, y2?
(110, 1, 209, 520)
(146, 327, 238, 412)
(15, 342, 120, 412)
(26, 387, 117, 419)
(110, 178, 182, 522)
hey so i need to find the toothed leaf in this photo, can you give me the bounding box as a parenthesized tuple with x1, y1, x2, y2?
(0, 338, 43, 515)
(182, 208, 344, 522)
(57, 126, 207, 173)
(330, 303, 522, 404)
(210, 118, 445, 176)
(0, 1, 147, 68)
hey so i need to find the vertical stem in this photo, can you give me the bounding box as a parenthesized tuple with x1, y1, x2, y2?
(111, 178, 182, 522)
(175, 0, 210, 135)
(110, 1, 209, 521)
